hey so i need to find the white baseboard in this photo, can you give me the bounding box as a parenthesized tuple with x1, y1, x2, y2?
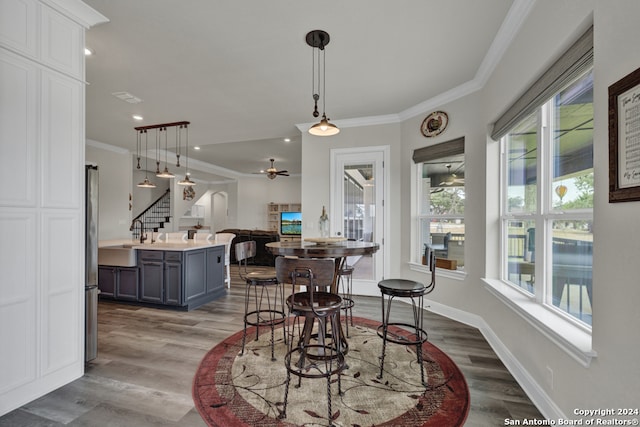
(424, 300, 566, 421)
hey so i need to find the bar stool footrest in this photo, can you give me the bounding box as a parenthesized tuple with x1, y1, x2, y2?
(341, 297, 354, 309)
(377, 322, 428, 346)
(285, 345, 346, 379)
(245, 309, 287, 328)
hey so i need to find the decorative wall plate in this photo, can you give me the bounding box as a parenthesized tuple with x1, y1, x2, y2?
(421, 111, 449, 137)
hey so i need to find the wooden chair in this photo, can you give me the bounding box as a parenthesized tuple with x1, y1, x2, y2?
(275, 256, 345, 425)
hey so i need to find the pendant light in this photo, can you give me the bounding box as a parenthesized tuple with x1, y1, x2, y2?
(307, 30, 339, 136)
(177, 124, 195, 186)
(156, 126, 175, 178)
(137, 129, 156, 188)
(134, 121, 190, 187)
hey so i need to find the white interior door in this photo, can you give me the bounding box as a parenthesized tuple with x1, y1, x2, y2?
(331, 147, 388, 294)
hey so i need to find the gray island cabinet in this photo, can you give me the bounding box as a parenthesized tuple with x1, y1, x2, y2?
(99, 242, 226, 310)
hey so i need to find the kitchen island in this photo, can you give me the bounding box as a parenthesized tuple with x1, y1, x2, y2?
(98, 240, 226, 310)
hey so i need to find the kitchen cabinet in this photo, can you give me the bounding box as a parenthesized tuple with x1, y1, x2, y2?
(184, 249, 206, 302)
(137, 245, 225, 309)
(118, 267, 139, 300)
(98, 266, 138, 301)
(139, 250, 181, 305)
(206, 246, 225, 295)
(164, 252, 183, 306)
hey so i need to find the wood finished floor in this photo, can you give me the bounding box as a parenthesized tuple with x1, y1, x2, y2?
(0, 266, 542, 426)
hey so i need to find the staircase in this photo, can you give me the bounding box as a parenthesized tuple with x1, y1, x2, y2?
(131, 189, 172, 239)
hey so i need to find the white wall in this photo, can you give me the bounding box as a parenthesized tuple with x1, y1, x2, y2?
(401, 0, 638, 419)
(86, 141, 132, 239)
(236, 175, 301, 230)
(400, 92, 486, 303)
(301, 0, 640, 419)
(301, 123, 402, 275)
(590, 0, 640, 411)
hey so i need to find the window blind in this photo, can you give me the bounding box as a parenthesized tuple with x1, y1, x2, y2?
(490, 26, 593, 141)
(412, 137, 464, 164)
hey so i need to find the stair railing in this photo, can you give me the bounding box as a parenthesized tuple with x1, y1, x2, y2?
(131, 189, 171, 239)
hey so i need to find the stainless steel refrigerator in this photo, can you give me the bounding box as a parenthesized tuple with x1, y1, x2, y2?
(85, 165, 99, 362)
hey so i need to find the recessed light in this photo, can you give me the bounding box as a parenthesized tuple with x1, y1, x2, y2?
(112, 91, 143, 104)
(194, 146, 201, 150)
(132, 115, 143, 121)
(284, 138, 291, 142)
(84, 47, 93, 56)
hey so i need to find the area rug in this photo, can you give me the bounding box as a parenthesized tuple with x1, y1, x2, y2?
(192, 317, 469, 427)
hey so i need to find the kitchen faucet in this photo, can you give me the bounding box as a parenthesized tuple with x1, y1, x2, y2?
(129, 219, 147, 244)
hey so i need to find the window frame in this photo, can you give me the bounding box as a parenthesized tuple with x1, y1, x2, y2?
(411, 138, 466, 274)
(499, 69, 594, 332)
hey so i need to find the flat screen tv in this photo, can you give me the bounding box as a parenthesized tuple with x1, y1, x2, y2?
(280, 211, 302, 236)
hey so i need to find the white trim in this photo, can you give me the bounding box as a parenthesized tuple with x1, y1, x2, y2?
(294, 0, 536, 128)
(424, 299, 567, 421)
(40, 0, 109, 29)
(399, 79, 483, 121)
(330, 146, 391, 285)
(86, 138, 130, 155)
(483, 278, 596, 367)
(474, 0, 537, 87)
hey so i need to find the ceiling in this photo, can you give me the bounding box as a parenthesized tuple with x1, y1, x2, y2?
(83, 0, 519, 184)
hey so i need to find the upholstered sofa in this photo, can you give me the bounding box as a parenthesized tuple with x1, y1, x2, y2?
(216, 229, 280, 266)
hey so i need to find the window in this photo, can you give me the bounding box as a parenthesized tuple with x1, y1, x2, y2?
(414, 138, 465, 270)
(501, 68, 593, 327)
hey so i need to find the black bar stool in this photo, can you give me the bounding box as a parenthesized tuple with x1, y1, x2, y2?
(275, 257, 345, 426)
(236, 240, 287, 361)
(377, 252, 435, 386)
(337, 264, 354, 337)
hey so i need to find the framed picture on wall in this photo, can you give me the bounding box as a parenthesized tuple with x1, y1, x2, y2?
(609, 66, 640, 202)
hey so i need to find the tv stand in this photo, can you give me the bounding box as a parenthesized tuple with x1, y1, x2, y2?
(267, 202, 302, 233)
(280, 235, 301, 242)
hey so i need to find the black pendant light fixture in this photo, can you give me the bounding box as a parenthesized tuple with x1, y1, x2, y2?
(177, 124, 195, 186)
(307, 30, 339, 136)
(156, 126, 175, 178)
(134, 121, 191, 189)
(136, 129, 156, 188)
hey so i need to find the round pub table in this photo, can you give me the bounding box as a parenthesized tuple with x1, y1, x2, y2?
(266, 240, 379, 294)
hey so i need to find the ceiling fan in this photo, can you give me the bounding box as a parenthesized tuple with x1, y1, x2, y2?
(255, 158, 289, 180)
(439, 164, 465, 186)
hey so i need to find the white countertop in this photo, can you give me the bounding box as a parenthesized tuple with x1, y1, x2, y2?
(99, 239, 225, 252)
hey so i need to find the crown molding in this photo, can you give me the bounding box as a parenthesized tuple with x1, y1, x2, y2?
(41, 0, 109, 28)
(474, 0, 537, 87)
(297, 0, 536, 129)
(86, 138, 130, 155)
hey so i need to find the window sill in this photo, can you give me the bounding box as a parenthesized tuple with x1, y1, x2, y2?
(408, 261, 467, 281)
(482, 278, 596, 367)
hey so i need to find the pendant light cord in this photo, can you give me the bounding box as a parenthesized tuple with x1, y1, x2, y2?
(136, 130, 141, 169)
(155, 128, 160, 173)
(163, 127, 169, 167)
(176, 125, 181, 167)
(144, 130, 149, 178)
(184, 124, 189, 175)
(321, 47, 326, 116)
